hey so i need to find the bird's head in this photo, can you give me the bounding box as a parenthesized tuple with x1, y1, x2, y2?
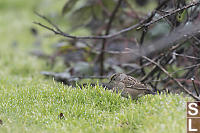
(109, 73, 127, 83)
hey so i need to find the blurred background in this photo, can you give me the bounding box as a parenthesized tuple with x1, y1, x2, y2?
(1, 0, 200, 93)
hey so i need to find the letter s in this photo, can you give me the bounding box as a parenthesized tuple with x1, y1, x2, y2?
(188, 103, 198, 116)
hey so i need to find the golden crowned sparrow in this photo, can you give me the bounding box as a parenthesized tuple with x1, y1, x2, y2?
(109, 73, 155, 99)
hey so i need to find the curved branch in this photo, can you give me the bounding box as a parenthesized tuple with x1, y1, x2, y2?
(34, 1, 200, 40)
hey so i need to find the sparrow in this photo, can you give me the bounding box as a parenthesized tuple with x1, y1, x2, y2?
(109, 73, 155, 99)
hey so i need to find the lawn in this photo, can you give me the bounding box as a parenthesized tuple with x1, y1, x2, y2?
(0, 0, 192, 133)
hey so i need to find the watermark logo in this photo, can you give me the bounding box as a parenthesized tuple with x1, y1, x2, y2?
(187, 102, 200, 133)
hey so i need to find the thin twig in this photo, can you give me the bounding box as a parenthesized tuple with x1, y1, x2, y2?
(170, 63, 200, 77)
(143, 1, 200, 27)
(139, 28, 147, 76)
(99, 0, 123, 75)
(151, 63, 200, 82)
(191, 77, 199, 97)
(34, 11, 63, 33)
(139, 0, 169, 76)
(173, 52, 200, 60)
(140, 41, 186, 82)
(192, 35, 200, 45)
(34, 1, 200, 40)
(141, 55, 172, 82)
(142, 56, 200, 101)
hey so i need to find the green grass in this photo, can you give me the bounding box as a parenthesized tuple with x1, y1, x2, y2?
(0, 77, 190, 133)
(0, 0, 192, 132)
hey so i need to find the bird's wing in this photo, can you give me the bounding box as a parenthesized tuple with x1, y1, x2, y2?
(123, 76, 151, 91)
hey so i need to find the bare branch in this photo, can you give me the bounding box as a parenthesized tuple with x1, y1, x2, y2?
(143, 1, 200, 27)
(99, 0, 123, 75)
(191, 78, 199, 97)
(34, 11, 63, 33)
(142, 56, 200, 101)
(173, 53, 200, 60)
(34, 1, 200, 40)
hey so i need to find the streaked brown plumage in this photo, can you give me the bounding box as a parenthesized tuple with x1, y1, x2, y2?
(109, 73, 154, 99)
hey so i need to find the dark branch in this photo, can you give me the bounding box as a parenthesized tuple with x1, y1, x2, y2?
(142, 56, 200, 101)
(99, 0, 123, 75)
(34, 1, 200, 40)
(173, 53, 200, 60)
(191, 78, 200, 97)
